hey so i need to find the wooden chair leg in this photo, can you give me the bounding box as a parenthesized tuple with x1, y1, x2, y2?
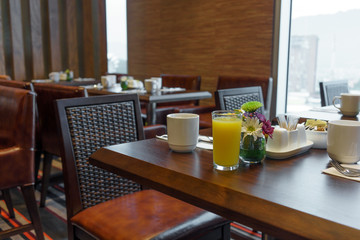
(21, 185, 44, 240)
(40, 153, 53, 207)
(1, 189, 15, 218)
(34, 150, 43, 186)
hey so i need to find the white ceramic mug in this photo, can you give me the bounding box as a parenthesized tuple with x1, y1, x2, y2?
(327, 120, 360, 164)
(144, 79, 158, 93)
(151, 77, 162, 90)
(49, 72, 60, 82)
(101, 75, 116, 88)
(333, 93, 360, 117)
(167, 113, 199, 152)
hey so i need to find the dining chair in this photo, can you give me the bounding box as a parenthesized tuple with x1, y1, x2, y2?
(0, 74, 11, 80)
(175, 76, 272, 128)
(319, 80, 349, 106)
(55, 94, 231, 240)
(32, 83, 88, 207)
(0, 79, 33, 90)
(217, 76, 272, 118)
(0, 86, 44, 240)
(0, 80, 35, 217)
(215, 86, 265, 114)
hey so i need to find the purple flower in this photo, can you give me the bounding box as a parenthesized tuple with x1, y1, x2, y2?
(262, 119, 274, 138)
(254, 112, 266, 122)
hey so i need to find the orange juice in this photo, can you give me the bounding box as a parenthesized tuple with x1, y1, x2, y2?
(212, 115, 242, 170)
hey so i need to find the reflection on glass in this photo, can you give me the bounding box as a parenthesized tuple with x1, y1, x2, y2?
(287, 0, 360, 112)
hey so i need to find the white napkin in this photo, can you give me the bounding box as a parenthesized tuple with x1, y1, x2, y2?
(155, 135, 213, 150)
(322, 163, 360, 182)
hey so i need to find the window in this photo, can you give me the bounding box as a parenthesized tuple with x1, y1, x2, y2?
(106, 0, 127, 73)
(277, 0, 360, 113)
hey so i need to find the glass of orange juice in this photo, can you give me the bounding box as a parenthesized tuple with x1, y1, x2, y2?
(212, 110, 242, 171)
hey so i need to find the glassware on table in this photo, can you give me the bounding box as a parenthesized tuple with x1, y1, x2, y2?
(212, 110, 242, 171)
(240, 133, 266, 164)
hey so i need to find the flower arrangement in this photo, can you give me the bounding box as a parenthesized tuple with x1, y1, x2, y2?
(236, 101, 274, 141)
(236, 101, 274, 164)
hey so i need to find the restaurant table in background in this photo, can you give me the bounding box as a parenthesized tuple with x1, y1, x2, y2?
(296, 105, 359, 122)
(89, 128, 360, 240)
(87, 87, 212, 125)
(31, 78, 98, 86)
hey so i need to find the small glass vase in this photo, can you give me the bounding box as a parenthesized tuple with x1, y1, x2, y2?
(240, 133, 266, 164)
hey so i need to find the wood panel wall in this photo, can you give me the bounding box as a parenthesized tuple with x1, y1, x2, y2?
(0, 0, 107, 81)
(127, 0, 275, 105)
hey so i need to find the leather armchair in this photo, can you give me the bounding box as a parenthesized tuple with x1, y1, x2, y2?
(0, 86, 44, 239)
(33, 83, 88, 207)
(0, 74, 11, 80)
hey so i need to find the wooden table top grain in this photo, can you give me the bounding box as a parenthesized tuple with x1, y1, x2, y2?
(89, 128, 360, 240)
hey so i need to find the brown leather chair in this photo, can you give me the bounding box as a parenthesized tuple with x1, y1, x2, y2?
(0, 79, 33, 90)
(32, 83, 88, 207)
(0, 86, 44, 240)
(0, 80, 34, 217)
(55, 94, 230, 240)
(0, 74, 11, 80)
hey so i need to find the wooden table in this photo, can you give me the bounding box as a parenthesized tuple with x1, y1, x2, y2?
(295, 105, 360, 122)
(87, 87, 212, 125)
(89, 128, 360, 240)
(31, 79, 98, 86)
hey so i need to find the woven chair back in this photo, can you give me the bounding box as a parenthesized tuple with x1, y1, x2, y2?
(215, 86, 265, 114)
(55, 94, 144, 218)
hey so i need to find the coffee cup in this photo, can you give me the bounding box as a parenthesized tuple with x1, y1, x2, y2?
(144, 79, 158, 93)
(151, 77, 162, 90)
(167, 113, 199, 152)
(327, 120, 360, 164)
(49, 72, 60, 82)
(101, 75, 116, 88)
(333, 93, 360, 117)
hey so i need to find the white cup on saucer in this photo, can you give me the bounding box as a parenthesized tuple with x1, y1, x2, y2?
(333, 93, 360, 117)
(49, 72, 60, 82)
(101, 75, 116, 88)
(167, 113, 199, 153)
(327, 120, 360, 164)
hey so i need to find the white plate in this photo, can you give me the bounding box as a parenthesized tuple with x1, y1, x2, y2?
(266, 140, 314, 160)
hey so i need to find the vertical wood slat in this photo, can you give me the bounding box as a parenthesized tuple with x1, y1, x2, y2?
(9, 0, 26, 80)
(82, 0, 95, 78)
(29, 0, 44, 78)
(0, 3, 6, 74)
(96, 0, 107, 76)
(65, 0, 79, 77)
(47, 0, 62, 71)
(0, 0, 105, 80)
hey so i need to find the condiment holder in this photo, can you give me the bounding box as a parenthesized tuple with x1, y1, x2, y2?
(266, 124, 307, 152)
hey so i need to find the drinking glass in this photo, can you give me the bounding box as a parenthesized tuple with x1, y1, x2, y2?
(212, 110, 242, 171)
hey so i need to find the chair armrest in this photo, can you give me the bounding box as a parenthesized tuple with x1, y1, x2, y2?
(144, 124, 167, 139)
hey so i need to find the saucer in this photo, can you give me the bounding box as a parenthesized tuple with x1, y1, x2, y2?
(266, 140, 314, 160)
